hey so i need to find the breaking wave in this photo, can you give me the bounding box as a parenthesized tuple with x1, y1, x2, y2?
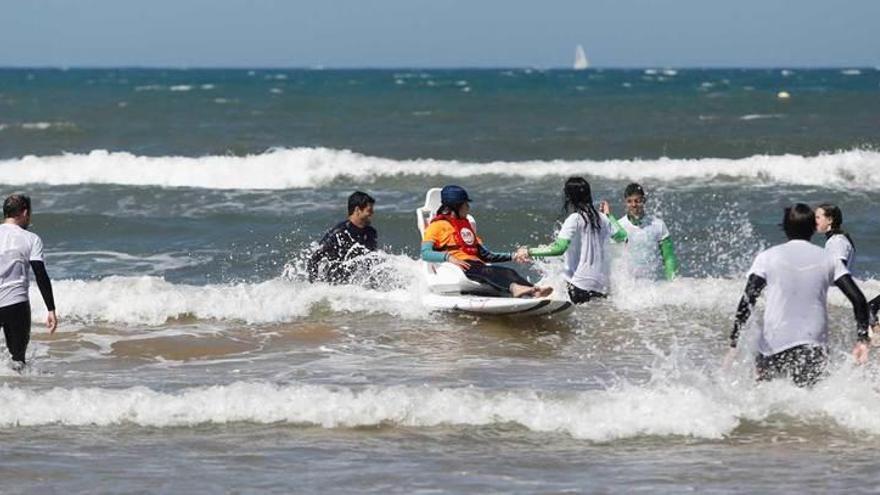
(32, 274, 880, 326)
(2, 366, 879, 441)
(2, 148, 879, 190)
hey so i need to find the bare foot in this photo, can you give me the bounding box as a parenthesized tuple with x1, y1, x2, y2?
(510, 283, 533, 298)
(533, 286, 554, 298)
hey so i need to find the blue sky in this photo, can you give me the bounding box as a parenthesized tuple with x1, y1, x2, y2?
(2, 0, 878, 68)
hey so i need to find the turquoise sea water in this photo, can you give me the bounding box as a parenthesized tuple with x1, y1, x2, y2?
(1, 68, 880, 493)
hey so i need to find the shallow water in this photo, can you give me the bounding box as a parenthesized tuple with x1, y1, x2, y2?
(1, 68, 880, 493)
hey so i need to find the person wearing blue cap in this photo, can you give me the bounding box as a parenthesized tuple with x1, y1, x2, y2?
(421, 185, 553, 298)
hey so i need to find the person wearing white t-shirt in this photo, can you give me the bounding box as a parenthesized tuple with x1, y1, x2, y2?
(603, 183, 679, 281)
(726, 204, 869, 387)
(815, 204, 855, 270)
(0, 194, 57, 370)
(517, 177, 623, 303)
(815, 203, 880, 336)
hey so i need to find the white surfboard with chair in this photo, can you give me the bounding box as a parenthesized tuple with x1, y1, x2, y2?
(416, 188, 573, 316)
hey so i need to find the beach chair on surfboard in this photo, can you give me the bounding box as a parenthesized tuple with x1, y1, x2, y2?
(416, 188, 499, 296)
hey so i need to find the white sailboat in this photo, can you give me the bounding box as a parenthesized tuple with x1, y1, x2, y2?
(573, 45, 589, 70)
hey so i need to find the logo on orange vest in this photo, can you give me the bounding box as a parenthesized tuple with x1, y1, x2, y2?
(460, 228, 476, 245)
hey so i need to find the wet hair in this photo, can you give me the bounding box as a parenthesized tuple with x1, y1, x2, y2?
(563, 177, 600, 231)
(624, 183, 645, 198)
(436, 204, 461, 217)
(436, 197, 466, 217)
(782, 203, 815, 240)
(3, 194, 31, 219)
(347, 191, 375, 215)
(817, 203, 855, 249)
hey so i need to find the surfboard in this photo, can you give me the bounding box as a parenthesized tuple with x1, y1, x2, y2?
(423, 293, 573, 316)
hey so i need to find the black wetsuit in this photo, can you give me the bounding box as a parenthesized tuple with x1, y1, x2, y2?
(1, 261, 55, 364)
(306, 220, 378, 284)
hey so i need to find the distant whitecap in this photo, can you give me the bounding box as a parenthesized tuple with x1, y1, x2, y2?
(740, 114, 784, 121)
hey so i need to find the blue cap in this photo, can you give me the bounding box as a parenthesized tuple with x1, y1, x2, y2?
(441, 185, 471, 205)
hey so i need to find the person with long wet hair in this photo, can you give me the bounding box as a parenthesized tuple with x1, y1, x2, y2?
(517, 177, 623, 304)
(420, 185, 553, 298)
(824, 203, 880, 339)
(816, 203, 855, 269)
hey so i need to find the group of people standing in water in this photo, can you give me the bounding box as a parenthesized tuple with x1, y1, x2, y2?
(307, 179, 880, 388)
(0, 183, 871, 388)
(418, 180, 679, 302)
(307, 179, 679, 301)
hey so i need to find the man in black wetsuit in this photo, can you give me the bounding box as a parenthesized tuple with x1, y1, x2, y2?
(0, 194, 57, 371)
(307, 191, 378, 284)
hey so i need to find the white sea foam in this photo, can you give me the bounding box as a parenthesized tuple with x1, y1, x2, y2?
(169, 85, 193, 92)
(21, 122, 51, 130)
(841, 69, 862, 76)
(1, 148, 879, 190)
(739, 114, 784, 121)
(30, 273, 880, 327)
(33, 273, 429, 326)
(2, 366, 879, 439)
(18, 122, 76, 131)
(34, 253, 429, 325)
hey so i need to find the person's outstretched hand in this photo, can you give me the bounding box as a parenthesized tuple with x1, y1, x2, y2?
(853, 341, 870, 365)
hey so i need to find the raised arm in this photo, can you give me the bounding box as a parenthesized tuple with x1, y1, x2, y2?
(605, 213, 627, 243)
